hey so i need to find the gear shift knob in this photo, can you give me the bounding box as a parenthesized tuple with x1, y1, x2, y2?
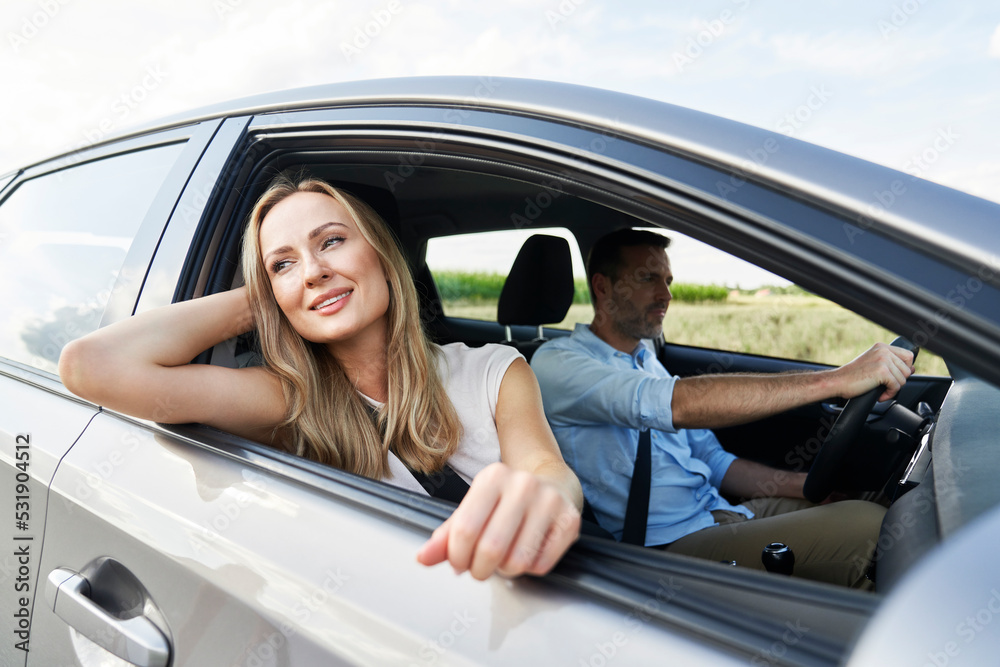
(762, 542, 795, 575)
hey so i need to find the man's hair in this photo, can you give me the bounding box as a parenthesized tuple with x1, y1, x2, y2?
(586, 228, 671, 303)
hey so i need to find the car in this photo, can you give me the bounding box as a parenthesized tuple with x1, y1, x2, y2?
(2, 76, 999, 666)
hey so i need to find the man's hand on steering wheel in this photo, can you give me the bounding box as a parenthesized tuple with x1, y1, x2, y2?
(829, 341, 916, 403)
(802, 337, 918, 503)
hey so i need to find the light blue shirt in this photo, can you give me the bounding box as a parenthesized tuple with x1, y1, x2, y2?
(531, 323, 752, 546)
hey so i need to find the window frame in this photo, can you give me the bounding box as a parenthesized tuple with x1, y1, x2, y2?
(137, 107, 899, 662)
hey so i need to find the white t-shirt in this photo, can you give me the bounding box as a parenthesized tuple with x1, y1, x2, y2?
(381, 342, 523, 494)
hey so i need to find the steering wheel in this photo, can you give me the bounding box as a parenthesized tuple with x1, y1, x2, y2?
(802, 336, 919, 503)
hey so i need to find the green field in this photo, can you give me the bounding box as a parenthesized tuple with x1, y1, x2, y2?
(433, 272, 730, 305)
(442, 292, 949, 377)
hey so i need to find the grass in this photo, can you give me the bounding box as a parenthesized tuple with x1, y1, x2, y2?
(442, 292, 949, 376)
(433, 271, 509, 303)
(433, 271, 728, 305)
(670, 283, 730, 302)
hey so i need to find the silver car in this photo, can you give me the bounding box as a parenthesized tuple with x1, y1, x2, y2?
(2, 77, 999, 666)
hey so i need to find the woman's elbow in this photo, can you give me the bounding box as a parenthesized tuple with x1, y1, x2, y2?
(59, 337, 106, 401)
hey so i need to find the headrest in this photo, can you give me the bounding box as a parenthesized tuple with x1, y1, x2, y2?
(328, 181, 401, 229)
(497, 234, 575, 327)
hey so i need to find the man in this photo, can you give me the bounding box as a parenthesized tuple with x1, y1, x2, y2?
(530, 228, 914, 589)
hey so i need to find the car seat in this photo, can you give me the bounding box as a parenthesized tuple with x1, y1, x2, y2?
(496, 234, 575, 361)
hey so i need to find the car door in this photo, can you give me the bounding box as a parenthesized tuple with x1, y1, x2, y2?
(26, 111, 743, 666)
(0, 126, 217, 667)
(0, 371, 97, 667)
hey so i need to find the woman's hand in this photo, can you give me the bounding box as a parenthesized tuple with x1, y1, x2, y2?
(415, 462, 581, 580)
(416, 357, 583, 580)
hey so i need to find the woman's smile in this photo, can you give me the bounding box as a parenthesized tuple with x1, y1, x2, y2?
(310, 288, 354, 313)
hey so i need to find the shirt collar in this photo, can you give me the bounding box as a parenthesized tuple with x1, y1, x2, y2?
(571, 323, 652, 366)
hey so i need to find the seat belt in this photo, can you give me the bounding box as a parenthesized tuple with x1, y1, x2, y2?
(407, 464, 470, 504)
(374, 412, 617, 538)
(620, 336, 664, 546)
(652, 332, 666, 366)
(621, 428, 652, 545)
(364, 402, 472, 504)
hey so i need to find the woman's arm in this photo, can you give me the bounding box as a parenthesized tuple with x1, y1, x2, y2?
(416, 358, 583, 580)
(59, 287, 286, 443)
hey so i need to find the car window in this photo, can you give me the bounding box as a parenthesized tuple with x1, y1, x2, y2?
(427, 222, 945, 374)
(0, 142, 186, 374)
(426, 227, 589, 329)
(620, 229, 949, 375)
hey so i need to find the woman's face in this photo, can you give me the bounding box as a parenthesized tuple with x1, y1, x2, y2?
(258, 190, 391, 350)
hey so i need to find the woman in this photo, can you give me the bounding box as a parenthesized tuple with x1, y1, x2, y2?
(60, 175, 583, 581)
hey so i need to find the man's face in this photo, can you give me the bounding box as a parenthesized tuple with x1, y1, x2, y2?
(605, 245, 673, 343)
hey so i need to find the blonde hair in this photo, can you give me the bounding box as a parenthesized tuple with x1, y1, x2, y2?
(241, 175, 461, 478)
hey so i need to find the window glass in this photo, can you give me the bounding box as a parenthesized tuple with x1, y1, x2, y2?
(428, 225, 945, 375)
(426, 227, 589, 330)
(0, 143, 186, 373)
(638, 230, 948, 375)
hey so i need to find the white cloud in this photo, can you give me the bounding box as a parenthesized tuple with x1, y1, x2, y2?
(1, 0, 998, 210)
(990, 23, 1000, 57)
(765, 28, 947, 78)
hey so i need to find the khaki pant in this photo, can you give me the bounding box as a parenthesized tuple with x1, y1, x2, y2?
(661, 498, 885, 590)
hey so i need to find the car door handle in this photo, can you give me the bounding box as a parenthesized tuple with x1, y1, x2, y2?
(45, 567, 170, 667)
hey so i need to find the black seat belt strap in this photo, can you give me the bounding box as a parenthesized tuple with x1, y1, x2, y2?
(364, 402, 471, 505)
(653, 332, 666, 365)
(622, 428, 652, 545)
(407, 464, 470, 505)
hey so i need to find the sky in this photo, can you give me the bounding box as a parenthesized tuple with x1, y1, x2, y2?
(3, 0, 998, 286)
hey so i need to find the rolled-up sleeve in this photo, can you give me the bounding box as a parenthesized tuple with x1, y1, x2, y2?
(531, 340, 677, 433)
(530, 324, 750, 545)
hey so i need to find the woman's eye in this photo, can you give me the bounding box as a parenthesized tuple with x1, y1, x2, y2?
(321, 235, 344, 249)
(271, 259, 291, 273)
